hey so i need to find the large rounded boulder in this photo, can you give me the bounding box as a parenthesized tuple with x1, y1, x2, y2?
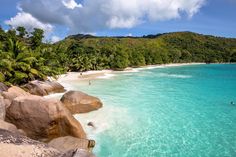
(6, 95, 86, 142)
(22, 80, 65, 96)
(61, 91, 103, 114)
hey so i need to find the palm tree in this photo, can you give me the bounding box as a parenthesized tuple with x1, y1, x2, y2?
(0, 38, 45, 84)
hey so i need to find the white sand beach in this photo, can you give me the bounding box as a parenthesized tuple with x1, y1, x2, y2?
(57, 63, 205, 82)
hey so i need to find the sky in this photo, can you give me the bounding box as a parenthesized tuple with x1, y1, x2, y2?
(0, 0, 236, 42)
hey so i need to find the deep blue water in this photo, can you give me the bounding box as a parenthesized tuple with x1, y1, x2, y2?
(65, 64, 236, 157)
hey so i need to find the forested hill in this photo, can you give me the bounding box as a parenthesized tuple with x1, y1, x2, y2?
(60, 31, 236, 70)
(61, 31, 236, 68)
(0, 27, 236, 85)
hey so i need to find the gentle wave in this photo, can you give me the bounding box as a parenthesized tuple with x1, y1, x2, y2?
(50, 64, 236, 157)
(158, 73, 192, 78)
(122, 69, 140, 73)
(146, 66, 165, 69)
(75, 105, 130, 139)
(97, 73, 116, 79)
(74, 104, 132, 154)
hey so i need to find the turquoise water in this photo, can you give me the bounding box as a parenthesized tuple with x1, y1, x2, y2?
(64, 64, 236, 157)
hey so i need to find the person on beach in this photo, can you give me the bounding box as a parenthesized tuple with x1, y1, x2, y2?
(89, 80, 91, 85)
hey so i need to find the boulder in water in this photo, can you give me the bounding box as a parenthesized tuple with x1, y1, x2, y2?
(87, 122, 96, 128)
(61, 91, 103, 114)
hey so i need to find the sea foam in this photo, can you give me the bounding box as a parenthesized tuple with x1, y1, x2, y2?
(158, 73, 192, 78)
(97, 73, 116, 79)
(74, 105, 131, 139)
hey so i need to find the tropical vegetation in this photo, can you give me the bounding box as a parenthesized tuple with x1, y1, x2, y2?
(0, 26, 236, 85)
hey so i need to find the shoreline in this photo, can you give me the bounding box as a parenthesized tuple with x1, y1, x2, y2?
(57, 63, 205, 82)
(47, 62, 235, 155)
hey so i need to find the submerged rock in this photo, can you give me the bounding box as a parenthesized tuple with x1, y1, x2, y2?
(6, 95, 86, 142)
(61, 91, 103, 114)
(48, 136, 95, 153)
(87, 122, 96, 128)
(22, 80, 65, 96)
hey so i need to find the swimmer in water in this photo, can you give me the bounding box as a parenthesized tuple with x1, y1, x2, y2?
(231, 101, 235, 106)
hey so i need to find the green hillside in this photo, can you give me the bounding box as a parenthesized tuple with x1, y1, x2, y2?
(59, 31, 236, 69)
(1, 26, 236, 85)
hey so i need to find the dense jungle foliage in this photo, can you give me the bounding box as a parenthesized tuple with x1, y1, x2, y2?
(0, 26, 236, 85)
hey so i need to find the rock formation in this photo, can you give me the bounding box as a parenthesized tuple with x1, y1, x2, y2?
(61, 91, 103, 114)
(0, 129, 61, 157)
(48, 136, 95, 153)
(6, 95, 86, 142)
(22, 80, 65, 96)
(61, 149, 96, 157)
(0, 84, 97, 156)
(1, 86, 31, 102)
(0, 129, 95, 157)
(0, 120, 25, 135)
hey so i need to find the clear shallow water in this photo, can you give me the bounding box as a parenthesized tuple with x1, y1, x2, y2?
(62, 64, 236, 157)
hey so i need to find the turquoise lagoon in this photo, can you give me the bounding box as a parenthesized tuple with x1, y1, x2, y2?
(60, 64, 236, 157)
